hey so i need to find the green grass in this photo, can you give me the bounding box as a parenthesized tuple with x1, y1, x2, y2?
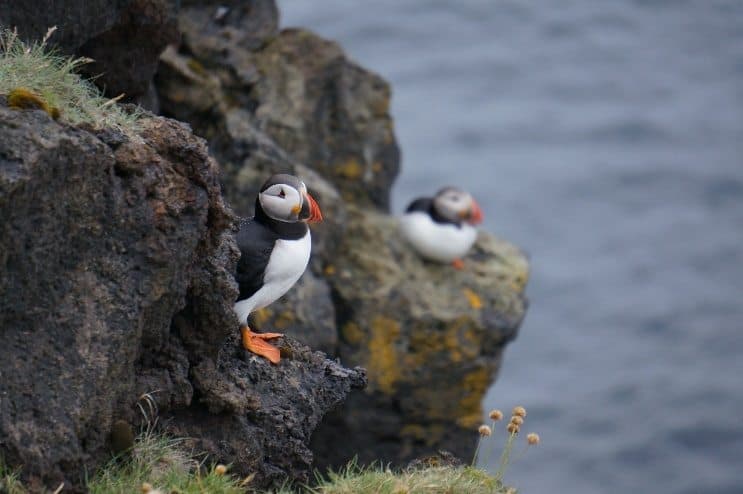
(2, 435, 512, 494)
(87, 430, 246, 494)
(0, 27, 141, 133)
(0, 459, 26, 494)
(311, 461, 511, 494)
(2, 403, 537, 493)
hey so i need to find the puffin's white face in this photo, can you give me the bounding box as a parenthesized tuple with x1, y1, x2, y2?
(433, 187, 484, 224)
(259, 182, 305, 222)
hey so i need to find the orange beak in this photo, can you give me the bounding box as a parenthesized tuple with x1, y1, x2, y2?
(303, 192, 323, 223)
(467, 200, 483, 225)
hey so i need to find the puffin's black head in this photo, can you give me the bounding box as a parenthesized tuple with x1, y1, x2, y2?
(433, 186, 483, 225)
(258, 174, 323, 223)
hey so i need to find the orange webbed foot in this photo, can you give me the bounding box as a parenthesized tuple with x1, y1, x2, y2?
(241, 325, 283, 364)
(451, 258, 465, 270)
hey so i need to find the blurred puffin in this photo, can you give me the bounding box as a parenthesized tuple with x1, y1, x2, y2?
(400, 187, 483, 269)
(234, 174, 323, 363)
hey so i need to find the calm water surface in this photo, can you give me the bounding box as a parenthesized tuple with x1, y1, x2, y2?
(281, 2, 743, 493)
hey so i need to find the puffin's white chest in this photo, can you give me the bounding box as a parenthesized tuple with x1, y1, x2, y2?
(399, 212, 477, 263)
(263, 232, 312, 293)
(234, 231, 311, 323)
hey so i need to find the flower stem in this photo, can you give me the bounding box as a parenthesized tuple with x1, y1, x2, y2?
(494, 430, 516, 481)
(471, 436, 484, 467)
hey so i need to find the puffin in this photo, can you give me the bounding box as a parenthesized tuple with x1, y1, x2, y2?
(234, 174, 323, 364)
(400, 186, 483, 269)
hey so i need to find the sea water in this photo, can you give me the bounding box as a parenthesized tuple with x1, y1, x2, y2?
(280, 2, 743, 493)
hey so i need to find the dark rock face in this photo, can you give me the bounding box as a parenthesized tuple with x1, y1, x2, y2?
(157, 6, 400, 211)
(77, 0, 180, 104)
(0, 103, 364, 491)
(0, 0, 178, 103)
(0, 0, 131, 51)
(0, 103, 228, 488)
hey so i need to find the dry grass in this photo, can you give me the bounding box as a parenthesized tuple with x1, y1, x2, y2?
(0, 27, 141, 133)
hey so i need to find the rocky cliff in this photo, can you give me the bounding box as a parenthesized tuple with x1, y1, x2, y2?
(155, 0, 529, 469)
(0, 102, 364, 491)
(0, 0, 529, 490)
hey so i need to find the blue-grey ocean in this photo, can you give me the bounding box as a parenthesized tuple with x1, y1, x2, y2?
(280, 2, 743, 493)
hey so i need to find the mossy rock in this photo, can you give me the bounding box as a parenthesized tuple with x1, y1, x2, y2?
(312, 206, 529, 468)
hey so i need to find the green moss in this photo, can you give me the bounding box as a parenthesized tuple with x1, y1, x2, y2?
(0, 27, 140, 133)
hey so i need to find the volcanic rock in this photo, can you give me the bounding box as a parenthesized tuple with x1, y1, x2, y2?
(0, 102, 364, 491)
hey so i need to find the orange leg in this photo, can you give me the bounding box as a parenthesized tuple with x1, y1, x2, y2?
(451, 258, 465, 270)
(241, 325, 283, 364)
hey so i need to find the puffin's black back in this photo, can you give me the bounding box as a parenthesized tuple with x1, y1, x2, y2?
(405, 196, 461, 227)
(235, 216, 278, 301)
(405, 197, 433, 213)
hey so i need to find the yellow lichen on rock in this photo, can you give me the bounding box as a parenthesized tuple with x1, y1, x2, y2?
(400, 423, 427, 441)
(506, 263, 530, 294)
(273, 310, 295, 330)
(7, 87, 60, 119)
(401, 423, 445, 446)
(186, 58, 207, 77)
(462, 287, 483, 310)
(342, 321, 364, 345)
(405, 317, 480, 367)
(337, 158, 363, 179)
(366, 315, 401, 394)
(252, 307, 272, 327)
(456, 367, 494, 429)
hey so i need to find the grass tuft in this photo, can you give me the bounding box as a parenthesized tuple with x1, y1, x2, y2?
(4, 440, 514, 494)
(0, 459, 27, 494)
(87, 429, 246, 494)
(3, 404, 535, 493)
(0, 27, 141, 133)
(312, 461, 509, 494)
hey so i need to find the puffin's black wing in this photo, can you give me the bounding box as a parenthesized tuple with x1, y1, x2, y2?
(235, 217, 278, 301)
(405, 197, 433, 213)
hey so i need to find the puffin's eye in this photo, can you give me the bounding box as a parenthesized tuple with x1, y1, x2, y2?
(279, 189, 286, 198)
